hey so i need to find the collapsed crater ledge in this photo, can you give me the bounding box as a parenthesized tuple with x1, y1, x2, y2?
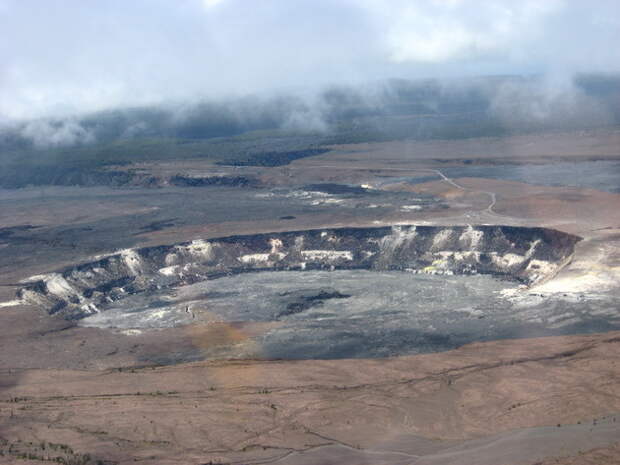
(17, 224, 581, 320)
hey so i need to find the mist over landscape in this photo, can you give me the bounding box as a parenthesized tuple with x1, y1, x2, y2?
(0, 1, 618, 173)
(1, 0, 620, 138)
(2, 74, 619, 147)
(1, 1, 619, 191)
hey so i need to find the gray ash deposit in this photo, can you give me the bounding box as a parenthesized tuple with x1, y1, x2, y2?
(79, 270, 620, 359)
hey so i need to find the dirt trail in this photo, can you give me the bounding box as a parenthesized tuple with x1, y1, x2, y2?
(292, 164, 508, 220)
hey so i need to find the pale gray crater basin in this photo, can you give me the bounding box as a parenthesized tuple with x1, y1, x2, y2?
(18, 224, 620, 359)
(80, 269, 620, 360)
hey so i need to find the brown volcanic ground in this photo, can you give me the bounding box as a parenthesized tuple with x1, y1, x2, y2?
(1, 332, 619, 464)
(1, 129, 620, 464)
(537, 442, 620, 465)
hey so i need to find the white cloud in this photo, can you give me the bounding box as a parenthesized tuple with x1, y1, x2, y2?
(20, 119, 96, 148)
(359, 0, 564, 63)
(202, 0, 227, 8)
(0, 0, 618, 120)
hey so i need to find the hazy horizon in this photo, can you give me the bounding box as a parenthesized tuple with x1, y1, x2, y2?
(2, 0, 619, 123)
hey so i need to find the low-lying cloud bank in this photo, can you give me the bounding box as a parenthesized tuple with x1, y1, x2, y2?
(1, 74, 619, 151)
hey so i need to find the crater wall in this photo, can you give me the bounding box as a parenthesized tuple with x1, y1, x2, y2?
(18, 225, 581, 319)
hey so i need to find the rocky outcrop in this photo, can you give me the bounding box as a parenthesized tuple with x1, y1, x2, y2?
(0, 165, 261, 189)
(17, 225, 581, 319)
(168, 174, 259, 187)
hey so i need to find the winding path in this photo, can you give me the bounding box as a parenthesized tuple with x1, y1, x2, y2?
(290, 164, 508, 220)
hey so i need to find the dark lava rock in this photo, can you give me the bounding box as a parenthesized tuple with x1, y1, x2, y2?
(304, 183, 377, 195)
(169, 175, 259, 187)
(216, 148, 329, 167)
(137, 219, 177, 233)
(276, 288, 351, 318)
(0, 225, 40, 240)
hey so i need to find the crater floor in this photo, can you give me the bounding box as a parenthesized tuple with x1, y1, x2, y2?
(81, 270, 620, 360)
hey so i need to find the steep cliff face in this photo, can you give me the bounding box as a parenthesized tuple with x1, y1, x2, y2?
(18, 225, 581, 319)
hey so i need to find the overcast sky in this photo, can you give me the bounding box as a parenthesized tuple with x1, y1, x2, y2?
(1, 0, 619, 120)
